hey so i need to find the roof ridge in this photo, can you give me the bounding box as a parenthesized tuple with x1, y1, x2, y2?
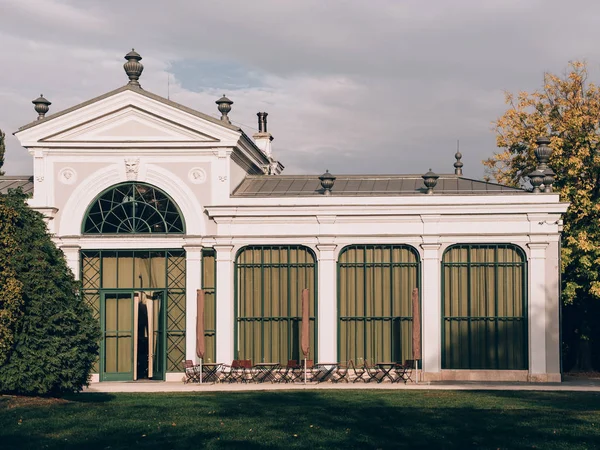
(16, 85, 242, 134)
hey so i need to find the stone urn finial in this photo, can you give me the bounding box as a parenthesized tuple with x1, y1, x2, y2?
(216, 95, 233, 123)
(319, 170, 336, 195)
(529, 136, 555, 193)
(32, 94, 51, 120)
(124, 49, 144, 87)
(422, 169, 439, 194)
(534, 136, 552, 170)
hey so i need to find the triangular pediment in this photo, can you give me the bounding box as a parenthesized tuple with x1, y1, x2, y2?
(41, 105, 220, 143)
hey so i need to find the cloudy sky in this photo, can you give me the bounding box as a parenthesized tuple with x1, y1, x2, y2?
(1, 0, 600, 178)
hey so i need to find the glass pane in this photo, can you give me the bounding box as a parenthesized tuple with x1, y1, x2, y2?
(102, 254, 118, 289)
(442, 244, 526, 370)
(338, 245, 419, 364)
(236, 246, 316, 363)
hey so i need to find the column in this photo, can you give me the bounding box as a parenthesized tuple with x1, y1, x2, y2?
(316, 244, 337, 363)
(420, 243, 442, 376)
(215, 244, 234, 364)
(528, 242, 548, 377)
(545, 238, 561, 379)
(184, 245, 202, 362)
(61, 245, 81, 280)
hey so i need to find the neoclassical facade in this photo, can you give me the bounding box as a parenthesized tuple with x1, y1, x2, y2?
(6, 51, 568, 382)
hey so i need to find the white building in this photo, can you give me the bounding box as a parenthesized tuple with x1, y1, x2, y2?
(4, 50, 568, 383)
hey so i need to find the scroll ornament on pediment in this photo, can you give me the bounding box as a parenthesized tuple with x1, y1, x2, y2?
(125, 158, 140, 181)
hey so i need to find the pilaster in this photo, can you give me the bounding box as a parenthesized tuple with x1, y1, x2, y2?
(215, 244, 235, 364)
(184, 245, 203, 361)
(316, 243, 337, 362)
(528, 242, 549, 376)
(421, 242, 441, 374)
(61, 245, 81, 280)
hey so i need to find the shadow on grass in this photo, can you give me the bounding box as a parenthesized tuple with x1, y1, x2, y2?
(2, 390, 600, 449)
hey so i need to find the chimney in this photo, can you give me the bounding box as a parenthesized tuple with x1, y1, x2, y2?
(257, 112, 268, 133)
(253, 111, 274, 158)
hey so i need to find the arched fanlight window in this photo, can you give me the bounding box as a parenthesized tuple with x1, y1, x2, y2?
(82, 182, 185, 234)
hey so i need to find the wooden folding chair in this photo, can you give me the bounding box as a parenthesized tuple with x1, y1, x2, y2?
(222, 360, 251, 383)
(350, 360, 367, 383)
(400, 359, 415, 383)
(331, 361, 351, 383)
(182, 359, 200, 383)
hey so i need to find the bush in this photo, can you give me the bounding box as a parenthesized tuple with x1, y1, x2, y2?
(0, 190, 100, 395)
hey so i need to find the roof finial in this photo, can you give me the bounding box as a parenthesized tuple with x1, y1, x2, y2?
(454, 140, 463, 175)
(216, 94, 233, 123)
(32, 94, 51, 120)
(123, 49, 144, 87)
(319, 170, 336, 195)
(530, 136, 555, 193)
(422, 168, 439, 194)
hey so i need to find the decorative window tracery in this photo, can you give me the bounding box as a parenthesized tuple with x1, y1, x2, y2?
(82, 182, 185, 234)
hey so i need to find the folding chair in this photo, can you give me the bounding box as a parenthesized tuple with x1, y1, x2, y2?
(363, 361, 381, 383)
(278, 360, 302, 383)
(222, 360, 251, 383)
(182, 359, 200, 383)
(350, 360, 368, 383)
(331, 361, 351, 383)
(401, 359, 415, 383)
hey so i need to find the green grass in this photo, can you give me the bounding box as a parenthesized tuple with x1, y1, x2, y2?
(2, 390, 600, 449)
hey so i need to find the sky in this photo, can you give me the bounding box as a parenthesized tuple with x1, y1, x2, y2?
(2, 0, 600, 178)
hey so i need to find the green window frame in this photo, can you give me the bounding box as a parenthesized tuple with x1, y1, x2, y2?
(81, 249, 186, 373)
(337, 244, 420, 365)
(234, 245, 317, 364)
(442, 244, 528, 370)
(82, 182, 185, 234)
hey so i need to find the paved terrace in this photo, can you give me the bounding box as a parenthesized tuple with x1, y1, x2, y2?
(85, 376, 600, 393)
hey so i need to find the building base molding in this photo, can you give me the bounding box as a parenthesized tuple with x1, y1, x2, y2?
(421, 370, 561, 383)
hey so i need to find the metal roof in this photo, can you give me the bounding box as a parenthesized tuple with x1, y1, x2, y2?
(232, 174, 526, 197)
(0, 176, 34, 195)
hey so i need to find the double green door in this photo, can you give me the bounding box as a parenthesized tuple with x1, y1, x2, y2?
(100, 290, 166, 381)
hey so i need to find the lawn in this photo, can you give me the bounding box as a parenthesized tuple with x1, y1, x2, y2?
(2, 390, 600, 449)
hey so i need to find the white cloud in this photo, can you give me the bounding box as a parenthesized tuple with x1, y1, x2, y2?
(2, 0, 600, 178)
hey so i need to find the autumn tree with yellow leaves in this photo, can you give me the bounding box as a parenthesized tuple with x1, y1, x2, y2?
(484, 61, 600, 370)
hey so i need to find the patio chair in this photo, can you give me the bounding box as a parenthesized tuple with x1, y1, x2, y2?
(401, 359, 415, 383)
(222, 359, 252, 383)
(363, 361, 381, 383)
(182, 359, 200, 383)
(350, 360, 368, 383)
(331, 361, 351, 383)
(278, 360, 302, 383)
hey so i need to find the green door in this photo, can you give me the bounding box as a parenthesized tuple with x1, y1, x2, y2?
(101, 292, 134, 381)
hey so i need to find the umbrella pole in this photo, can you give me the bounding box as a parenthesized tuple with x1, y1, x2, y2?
(415, 359, 418, 384)
(304, 358, 307, 384)
(200, 358, 203, 384)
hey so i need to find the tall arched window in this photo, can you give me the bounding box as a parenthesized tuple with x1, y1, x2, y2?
(338, 245, 420, 365)
(442, 244, 527, 370)
(235, 246, 317, 364)
(82, 182, 185, 234)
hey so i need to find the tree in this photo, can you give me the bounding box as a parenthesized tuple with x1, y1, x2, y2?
(0, 129, 5, 176)
(0, 199, 23, 366)
(484, 61, 600, 371)
(0, 189, 100, 395)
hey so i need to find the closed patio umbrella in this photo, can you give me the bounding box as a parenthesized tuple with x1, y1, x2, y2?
(411, 287, 421, 383)
(301, 288, 310, 383)
(196, 289, 205, 383)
